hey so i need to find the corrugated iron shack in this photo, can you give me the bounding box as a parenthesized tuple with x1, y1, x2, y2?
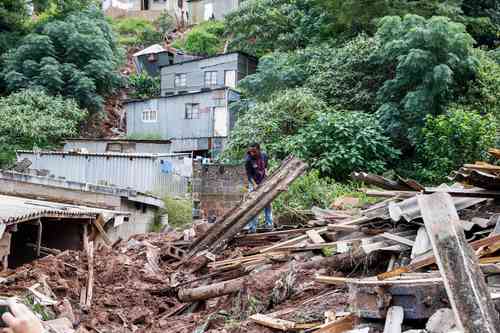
(0, 194, 129, 269)
(16, 150, 192, 197)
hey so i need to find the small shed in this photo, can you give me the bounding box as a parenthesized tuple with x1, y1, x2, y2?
(133, 44, 174, 77)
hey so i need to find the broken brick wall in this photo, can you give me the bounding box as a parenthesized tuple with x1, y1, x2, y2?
(192, 161, 247, 221)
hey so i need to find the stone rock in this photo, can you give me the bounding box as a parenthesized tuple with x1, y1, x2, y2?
(426, 308, 457, 333)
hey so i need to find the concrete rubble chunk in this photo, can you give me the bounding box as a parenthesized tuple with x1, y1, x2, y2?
(425, 308, 457, 333)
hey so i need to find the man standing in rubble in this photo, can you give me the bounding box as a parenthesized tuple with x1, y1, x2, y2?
(245, 143, 273, 233)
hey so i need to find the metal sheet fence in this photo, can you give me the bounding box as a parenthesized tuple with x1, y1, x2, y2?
(17, 152, 191, 197)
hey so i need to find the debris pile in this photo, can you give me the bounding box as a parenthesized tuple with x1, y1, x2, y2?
(3, 155, 500, 332)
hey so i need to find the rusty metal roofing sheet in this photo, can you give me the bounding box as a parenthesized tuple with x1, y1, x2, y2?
(0, 194, 129, 225)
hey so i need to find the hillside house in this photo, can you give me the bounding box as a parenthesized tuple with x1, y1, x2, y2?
(103, 0, 187, 20)
(125, 52, 257, 156)
(133, 45, 200, 77)
(187, 0, 240, 24)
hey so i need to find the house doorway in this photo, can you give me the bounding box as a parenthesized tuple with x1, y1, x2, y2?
(142, 0, 150, 10)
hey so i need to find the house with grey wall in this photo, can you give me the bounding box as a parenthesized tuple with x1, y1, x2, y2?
(125, 52, 257, 156)
(103, 0, 187, 21)
(187, 0, 240, 24)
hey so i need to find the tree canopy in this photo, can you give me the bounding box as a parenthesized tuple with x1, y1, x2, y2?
(1, 7, 123, 112)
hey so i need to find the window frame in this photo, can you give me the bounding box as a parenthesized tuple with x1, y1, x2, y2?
(185, 103, 200, 119)
(224, 70, 236, 88)
(174, 73, 187, 87)
(204, 71, 217, 87)
(142, 109, 158, 123)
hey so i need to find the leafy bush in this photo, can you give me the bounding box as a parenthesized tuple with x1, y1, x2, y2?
(223, 88, 327, 160)
(0, 89, 86, 166)
(111, 17, 163, 46)
(306, 35, 386, 112)
(162, 196, 193, 229)
(463, 49, 500, 118)
(172, 20, 225, 56)
(128, 73, 160, 99)
(239, 45, 332, 102)
(272, 170, 367, 220)
(224, 0, 330, 56)
(374, 15, 479, 149)
(1, 7, 123, 113)
(291, 111, 400, 180)
(416, 106, 497, 183)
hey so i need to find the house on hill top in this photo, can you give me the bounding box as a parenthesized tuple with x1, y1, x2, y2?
(125, 51, 257, 157)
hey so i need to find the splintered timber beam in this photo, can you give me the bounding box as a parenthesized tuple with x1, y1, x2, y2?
(186, 156, 308, 259)
(418, 193, 500, 333)
(177, 277, 244, 302)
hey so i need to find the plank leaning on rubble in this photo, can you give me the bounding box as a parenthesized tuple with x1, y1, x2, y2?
(418, 192, 500, 333)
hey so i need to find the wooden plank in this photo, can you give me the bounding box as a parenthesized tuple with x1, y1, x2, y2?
(249, 313, 295, 331)
(85, 241, 94, 308)
(463, 163, 500, 172)
(315, 275, 442, 286)
(424, 187, 500, 199)
(383, 306, 403, 333)
(306, 229, 325, 244)
(327, 224, 359, 232)
(363, 189, 416, 198)
(418, 192, 500, 333)
(93, 215, 112, 246)
(315, 314, 355, 333)
(380, 233, 415, 247)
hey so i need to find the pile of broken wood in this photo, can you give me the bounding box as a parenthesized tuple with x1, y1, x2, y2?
(3, 155, 500, 332)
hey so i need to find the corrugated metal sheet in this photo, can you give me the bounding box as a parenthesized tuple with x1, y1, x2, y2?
(17, 152, 191, 197)
(0, 194, 129, 225)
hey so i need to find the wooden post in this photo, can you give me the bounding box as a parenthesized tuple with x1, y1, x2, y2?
(36, 219, 42, 258)
(187, 156, 308, 258)
(418, 193, 500, 333)
(85, 241, 94, 308)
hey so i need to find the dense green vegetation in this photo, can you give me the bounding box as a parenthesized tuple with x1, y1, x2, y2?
(0, 2, 123, 165)
(0, 90, 86, 166)
(0, 0, 499, 214)
(224, 0, 500, 185)
(172, 20, 225, 56)
(110, 13, 174, 47)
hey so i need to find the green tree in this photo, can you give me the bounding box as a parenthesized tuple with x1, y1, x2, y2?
(374, 15, 478, 150)
(317, 0, 462, 38)
(416, 106, 496, 182)
(291, 111, 400, 180)
(128, 73, 160, 99)
(224, 0, 330, 56)
(1, 7, 123, 113)
(223, 88, 326, 160)
(0, 89, 86, 165)
(305, 35, 386, 112)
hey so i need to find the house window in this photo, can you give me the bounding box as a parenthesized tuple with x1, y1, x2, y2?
(224, 70, 236, 88)
(185, 103, 200, 119)
(142, 109, 158, 122)
(204, 71, 217, 87)
(204, 2, 214, 20)
(175, 73, 187, 87)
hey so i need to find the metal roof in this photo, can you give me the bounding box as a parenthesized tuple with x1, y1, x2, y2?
(133, 44, 168, 57)
(63, 138, 172, 144)
(0, 194, 130, 225)
(16, 150, 190, 159)
(158, 51, 257, 69)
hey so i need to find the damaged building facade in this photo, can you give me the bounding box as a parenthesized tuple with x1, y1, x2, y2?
(125, 52, 257, 157)
(0, 169, 165, 269)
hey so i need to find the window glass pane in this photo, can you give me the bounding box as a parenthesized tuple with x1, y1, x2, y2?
(225, 70, 236, 88)
(204, 2, 213, 20)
